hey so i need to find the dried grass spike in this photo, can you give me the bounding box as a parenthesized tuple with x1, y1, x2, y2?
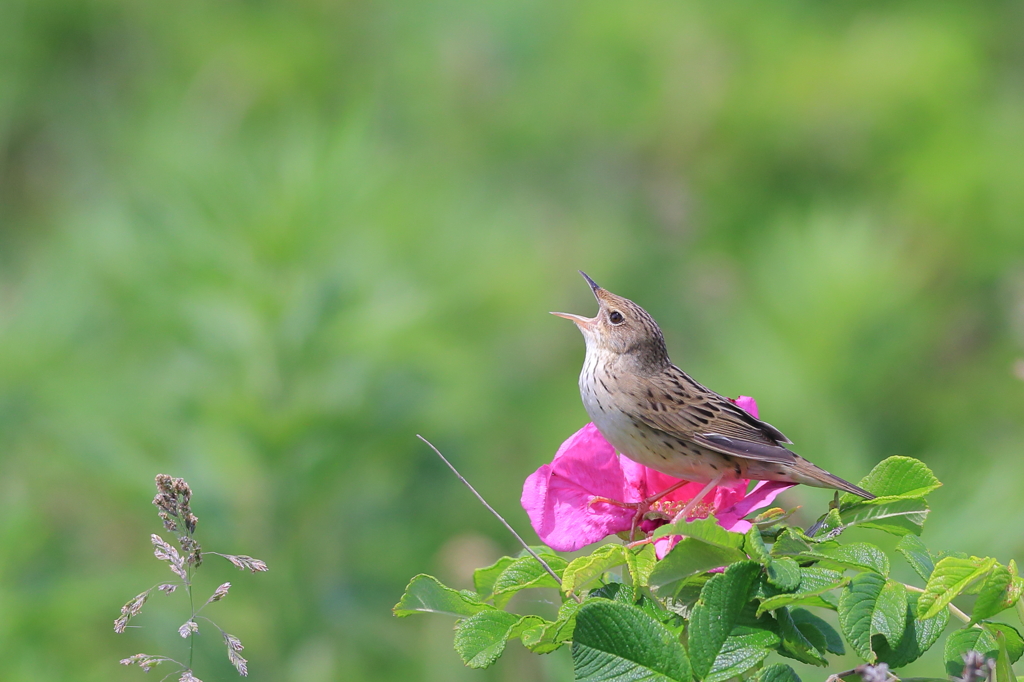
(208, 582, 231, 603)
(228, 648, 248, 677)
(217, 554, 269, 573)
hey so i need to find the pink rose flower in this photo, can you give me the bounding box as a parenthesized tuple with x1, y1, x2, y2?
(521, 396, 793, 558)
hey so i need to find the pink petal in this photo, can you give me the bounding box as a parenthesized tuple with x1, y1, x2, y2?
(521, 424, 635, 551)
(654, 535, 678, 560)
(715, 481, 795, 533)
(734, 395, 759, 419)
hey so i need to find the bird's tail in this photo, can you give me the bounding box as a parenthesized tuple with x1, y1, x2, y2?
(796, 459, 875, 499)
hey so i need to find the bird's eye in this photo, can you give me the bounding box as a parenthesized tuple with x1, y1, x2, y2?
(608, 311, 624, 325)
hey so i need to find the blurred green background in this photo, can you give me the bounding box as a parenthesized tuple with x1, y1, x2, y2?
(3, 0, 1024, 680)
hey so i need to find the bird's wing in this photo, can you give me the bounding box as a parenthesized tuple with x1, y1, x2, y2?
(627, 368, 799, 465)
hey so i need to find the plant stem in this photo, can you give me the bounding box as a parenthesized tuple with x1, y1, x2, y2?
(417, 435, 581, 603)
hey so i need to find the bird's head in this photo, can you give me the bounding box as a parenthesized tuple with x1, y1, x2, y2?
(551, 272, 669, 367)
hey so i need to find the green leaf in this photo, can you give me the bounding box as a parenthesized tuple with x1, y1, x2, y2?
(987, 623, 1024, 663)
(873, 591, 949, 669)
(521, 600, 580, 654)
(745, 527, 771, 565)
(705, 626, 780, 682)
(754, 663, 802, 682)
(918, 556, 997, 620)
(562, 545, 629, 595)
(801, 542, 890, 576)
(896, 535, 935, 581)
(453, 611, 544, 668)
(775, 607, 827, 666)
(995, 629, 1016, 682)
(627, 544, 658, 588)
(572, 599, 692, 682)
(491, 555, 568, 608)
(812, 508, 845, 539)
(653, 518, 747, 550)
(689, 561, 761, 679)
(756, 568, 848, 616)
(791, 608, 845, 655)
(664, 575, 709, 616)
(770, 529, 812, 558)
(944, 628, 995, 677)
(798, 567, 847, 592)
(838, 571, 886, 661)
(973, 563, 1015, 623)
(649, 538, 745, 590)
(841, 456, 941, 504)
(474, 557, 517, 600)
(873, 580, 909, 647)
(839, 497, 930, 536)
(944, 623, 1024, 677)
(393, 574, 496, 617)
(767, 557, 801, 591)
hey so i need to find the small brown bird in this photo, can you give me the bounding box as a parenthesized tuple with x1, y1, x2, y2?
(553, 272, 873, 521)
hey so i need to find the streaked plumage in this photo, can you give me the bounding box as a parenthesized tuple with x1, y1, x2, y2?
(553, 272, 874, 500)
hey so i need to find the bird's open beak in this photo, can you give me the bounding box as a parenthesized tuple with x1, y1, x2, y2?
(551, 271, 605, 329)
(550, 311, 596, 330)
(579, 271, 601, 299)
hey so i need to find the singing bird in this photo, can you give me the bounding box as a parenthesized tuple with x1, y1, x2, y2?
(552, 272, 873, 521)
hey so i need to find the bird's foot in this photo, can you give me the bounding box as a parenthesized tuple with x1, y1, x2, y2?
(590, 478, 697, 541)
(588, 496, 650, 541)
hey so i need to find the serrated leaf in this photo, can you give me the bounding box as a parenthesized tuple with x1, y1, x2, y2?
(770, 529, 812, 558)
(627, 544, 658, 588)
(393, 574, 495, 617)
(987, 623, 1024, 663)
(664, 575, 709, 617)
(802, 542, 890, 576)
(944, 623, 1023, 677)
(491, 555, 568, 608)
(840, 456, 941, 504)
(873, 591, 949, 669)
(812, 508, 845, 539)
(798, 567, 847, 592)
(973, 563, 1015, 623)
(453, 611, 544, 668)
(791, 608, 845, 655)
(995, 629, 1016, 682)
(755, 663, 802, 682)
(649, 538, 745, 590)
(705, 626, 780, 682)
(838, 571, 886, 661)
(689, 561, 761, 679)
(521, 600, 580, 654)
(896, 535, 935, 581)
(474, 557, 517, 600)
(756, 569, 848, 616)
(775, 607, 827, 666)
(745, 527, 771, 565)
(839, 497, 930, 536)
(593, 583, 687, 636)
(767, 558, 801, 591)
(918, 556, 997, 620)
(873, 580, 909, 647)
(562, 545, 629, 595)
(572, 599, 692, 682)
(652, 518, 746, 550)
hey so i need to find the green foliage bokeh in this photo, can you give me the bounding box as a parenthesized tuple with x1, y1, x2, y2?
(2, 0, 1024, 680)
